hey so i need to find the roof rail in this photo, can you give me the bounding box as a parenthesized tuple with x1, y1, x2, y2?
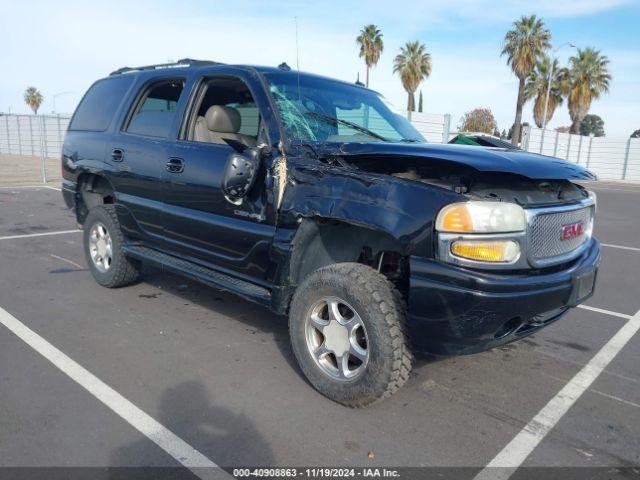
(109, 58, 223, 76)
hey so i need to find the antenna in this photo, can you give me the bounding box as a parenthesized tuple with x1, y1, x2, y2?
(294, 16, 302, 105)
(294, 16, 300, 71)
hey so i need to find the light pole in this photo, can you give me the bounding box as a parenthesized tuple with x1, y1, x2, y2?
(539, 43, 575, 153)
(541, 43, 576, 132)
(52, 91, 74, 114)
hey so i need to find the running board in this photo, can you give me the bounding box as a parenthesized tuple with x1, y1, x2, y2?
(123, 244, 271, 302)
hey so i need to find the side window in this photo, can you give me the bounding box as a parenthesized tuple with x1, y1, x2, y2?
(125, 79, 184, 138)
(226, 102, 259, 137)
(69, 76, 133, 131)
(186, 77, 259, 147)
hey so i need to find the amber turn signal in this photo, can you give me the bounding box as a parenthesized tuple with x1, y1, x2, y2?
(451, 240, 520, 263)
(439, 204, 474, 232)
(436, 202, 526, 233)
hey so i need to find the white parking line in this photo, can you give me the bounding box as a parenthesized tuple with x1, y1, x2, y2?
(577, 304, 632, 320)
(0, 230, 80, 241)
(601, 243, 640, 253)
(474, 307, 640, 480)
(50, 253, 84, 269)
(585, 186, 640, 193)
(591, 389, 640, 410)
(0, 185, 61, 191)
(0, 305, 225, 479)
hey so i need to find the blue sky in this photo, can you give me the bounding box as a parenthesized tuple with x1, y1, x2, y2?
(1, 0, 638, 136)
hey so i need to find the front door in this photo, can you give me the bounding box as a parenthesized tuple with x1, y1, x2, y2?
(161, 74, 277, 281)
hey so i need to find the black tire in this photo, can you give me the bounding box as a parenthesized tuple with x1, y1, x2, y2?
(83, 205, 141, 288)
(289, 262, 413, 407)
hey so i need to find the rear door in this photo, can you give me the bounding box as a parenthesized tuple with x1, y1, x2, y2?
(106, 76, 188, 242)
(161, 72, 277, 281)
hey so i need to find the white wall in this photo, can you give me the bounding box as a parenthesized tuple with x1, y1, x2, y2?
(5, 113, 637, 182)
(523, 126, 640, 181)
(0, 111, 452, 161)
(0, 114, 69, 159)
(405, 112, 451, 143)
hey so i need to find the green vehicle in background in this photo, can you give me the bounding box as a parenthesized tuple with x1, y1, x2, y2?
(449, 133, 519, 149)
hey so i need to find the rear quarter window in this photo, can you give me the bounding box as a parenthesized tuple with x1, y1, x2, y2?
(69, 76, 133, 131)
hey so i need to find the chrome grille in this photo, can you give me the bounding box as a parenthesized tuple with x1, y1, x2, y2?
(528, 205, 593, 263)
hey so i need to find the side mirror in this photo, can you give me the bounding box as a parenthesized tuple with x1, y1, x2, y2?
(221, 147, 261, 201)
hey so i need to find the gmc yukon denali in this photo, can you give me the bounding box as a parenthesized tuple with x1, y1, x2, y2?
(62, 59, 600, 407)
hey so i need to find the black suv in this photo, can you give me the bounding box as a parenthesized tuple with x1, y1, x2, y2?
(62, 59, 600, 407)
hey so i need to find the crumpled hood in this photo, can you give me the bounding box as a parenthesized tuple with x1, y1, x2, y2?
(330, 142, 596, 181)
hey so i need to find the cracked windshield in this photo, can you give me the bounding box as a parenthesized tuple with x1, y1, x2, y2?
(264, 72, 425, 144)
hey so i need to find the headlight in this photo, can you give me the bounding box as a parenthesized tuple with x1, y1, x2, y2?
(451, 239, 520, 263)
(436, 201, 526, 233)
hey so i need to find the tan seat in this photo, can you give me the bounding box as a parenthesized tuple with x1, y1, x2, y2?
(194, 105, 256, 146)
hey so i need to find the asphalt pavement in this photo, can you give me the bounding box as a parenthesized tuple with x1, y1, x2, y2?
(0, 182, 638, 479)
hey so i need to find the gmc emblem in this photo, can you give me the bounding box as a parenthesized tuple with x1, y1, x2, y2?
(561, 222, 584, 240)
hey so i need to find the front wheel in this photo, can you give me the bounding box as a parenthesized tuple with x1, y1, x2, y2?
(83, 205, 141, 288)
(289, 263, 413, 407)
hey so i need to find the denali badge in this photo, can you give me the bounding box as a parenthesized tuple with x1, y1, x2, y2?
(561, 222, 584, 240)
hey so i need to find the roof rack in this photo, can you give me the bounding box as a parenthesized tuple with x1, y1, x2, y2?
(109, 58, 223, 76)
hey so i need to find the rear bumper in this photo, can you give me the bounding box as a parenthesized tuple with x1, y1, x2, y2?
(408, 238, 601, 355)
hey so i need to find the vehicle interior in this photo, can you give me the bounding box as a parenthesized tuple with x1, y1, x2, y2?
(126, 80, 185, 138)
(187, 77, 260, 147)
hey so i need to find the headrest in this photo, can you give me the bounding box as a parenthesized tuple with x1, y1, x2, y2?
(204, 105, 240, 133)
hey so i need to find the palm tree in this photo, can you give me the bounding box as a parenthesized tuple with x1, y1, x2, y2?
(524, 56, 568, 128)
(393, 41, 432, 119)
(24, 87, 44, 115)
(356, 25, 384, 88)
(501, 15, 551, 144)
(567, 47, 611, 134)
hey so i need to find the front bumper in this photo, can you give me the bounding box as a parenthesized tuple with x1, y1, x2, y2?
(408, 238, 601, 355)
(61, 179, 76, 210)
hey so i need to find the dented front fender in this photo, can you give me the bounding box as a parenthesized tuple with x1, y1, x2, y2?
(278, 158, 463, 258)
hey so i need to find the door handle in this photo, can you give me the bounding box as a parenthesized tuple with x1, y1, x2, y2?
(111, 148, 124, 162)
(166, 157, 185, 173)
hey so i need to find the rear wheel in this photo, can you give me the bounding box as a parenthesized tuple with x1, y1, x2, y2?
(289, 263, 413, 407)
(83, 205, 140, 288)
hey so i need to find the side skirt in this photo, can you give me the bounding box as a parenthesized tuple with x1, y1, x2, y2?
(122, 244, 272, 306)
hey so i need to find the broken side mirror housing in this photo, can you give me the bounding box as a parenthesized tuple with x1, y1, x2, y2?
(221, 147, 261, 201)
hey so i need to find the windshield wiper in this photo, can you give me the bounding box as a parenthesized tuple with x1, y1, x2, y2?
(304, 111, 388, 142)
